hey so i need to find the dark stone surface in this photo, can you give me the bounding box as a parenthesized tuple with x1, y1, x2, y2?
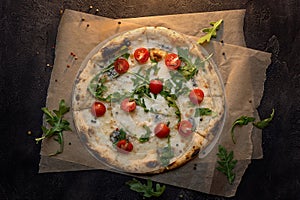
(1, 0, 299, 199)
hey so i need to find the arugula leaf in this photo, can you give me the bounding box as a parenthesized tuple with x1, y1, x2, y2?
(178, 56, 199, 80)
(230, 109, 275, 144)
(176, 47, 213, 80)
(158, 136, 174, 166)
(35, 99, 71, 156)
(253, 108, 275, 129)
(231, 116, 255, 144)
(194, 108, 212, 117)
(101, 52, 130, 73)
(167, 71, 190, 95)
(139, 125, 152, 143)
(151, 61, 160, 75)
(216, 145, 237, 185)
(126, 178, 166, 198)
(160, 89, 181, 122)
(197, 19, 223, 44)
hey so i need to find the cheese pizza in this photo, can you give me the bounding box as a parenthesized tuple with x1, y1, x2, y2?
(72, 27, 225, 173)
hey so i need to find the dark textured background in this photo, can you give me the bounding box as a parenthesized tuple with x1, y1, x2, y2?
(1, 0, 300, 199)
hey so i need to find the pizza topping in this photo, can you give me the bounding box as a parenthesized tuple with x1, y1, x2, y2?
(194, 108, 212, 117)
(91, 102, 106, 117)
(160, 90, 181, 122)
(154, 122, 170, 138)
(121, 98, 136, 112)
(149, 48, 167, 62)
(134, 48, 150, 64)
(114, 58, 129, 74)
(158, 136, 174, 166)
(165, 53, 181, 70)
(166, 71, 190, 96)
(132, 84, 151, 112)
(149, 79, 163, 94)
(176, 47, 213, 80)
(110, 128, 127, 144)
(178, 56, 200, 80)
(139, 125, 152, 143)
(89, 76, 108, 101)
(189, 88, 204, 105)
(178, 120, 193, 137)
(116, 139, 133, 152)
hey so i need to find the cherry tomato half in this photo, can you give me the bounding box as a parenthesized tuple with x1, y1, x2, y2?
(116, 139, 133, 152)
(114, 58, 129, 74)
(149, 79, 163, 94)
(165, 53, 181, 70)
(91, 102, 106, 117)
(189, 88, 204, 105)
(178, 120, 193, 137)
(154, 123, 170, 138)
(134, 48, 150, 64)
(121, 98, 136, 112)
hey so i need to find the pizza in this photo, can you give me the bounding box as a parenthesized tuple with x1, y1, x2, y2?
(72, 27, 225, 174)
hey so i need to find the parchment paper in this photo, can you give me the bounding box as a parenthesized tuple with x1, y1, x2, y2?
(39, 9, 271, 197)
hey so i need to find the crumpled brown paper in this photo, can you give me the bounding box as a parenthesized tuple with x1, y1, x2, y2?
(39, 9, 271, 197)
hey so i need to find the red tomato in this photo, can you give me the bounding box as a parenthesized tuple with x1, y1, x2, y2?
(116, 139, 133, 152)
(165, 53, 181, 70)
(154, 123, 170, 138)
(134, 48, 150, 64)
(189, 88, 204, 105)
(149, 79, 163, 94)
(121, 98, 136, 112)
(114, 58, 129, 74)
(91, 102, 106, 117)
(178, 120, 193, 137)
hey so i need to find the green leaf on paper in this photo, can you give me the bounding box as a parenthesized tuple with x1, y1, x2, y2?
(230, 116, 255, 144)
(253, 108, 275, 129)
(216, 145, 237, 184)
(197, 19, 223, 44)
(35, 99, 71, 156)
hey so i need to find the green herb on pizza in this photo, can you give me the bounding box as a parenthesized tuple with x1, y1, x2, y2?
(126, 178, 166, 198)
(194, 108, 213, 117)
(139, 125, 152, 143)
(160, 89, 181, 122)
(216, 145, 237, 185)
(35, 99, 71, 156)
(158, 136, 174, 166)
(176, 47, 213, 80)
(197, 19, 223, 44)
